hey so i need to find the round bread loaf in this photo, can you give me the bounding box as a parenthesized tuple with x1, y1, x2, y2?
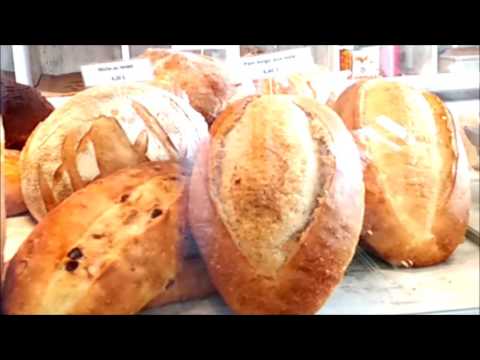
(333, 79, 470, 267)
(1, 80, 54, 150)
(20, 83, 208, 221)
(4, 149, 27, 216)
(190, 95, 365, 314)
(139, 48, 253, 125)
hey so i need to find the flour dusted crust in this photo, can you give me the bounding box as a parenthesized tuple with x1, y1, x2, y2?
(20, 83, 208, 221)
(189, 95, 365, 314)
(3, 162, 191, 315)
(333, 79, 470, 267)
(139, 48, 254, 125)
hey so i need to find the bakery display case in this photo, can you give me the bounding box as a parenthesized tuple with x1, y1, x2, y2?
(1, 45, 479, 315)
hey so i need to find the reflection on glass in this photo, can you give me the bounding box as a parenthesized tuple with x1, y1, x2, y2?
(399, 46, 436, 75)
(1, 45, 16, 82)
(438, 46, 479, 74)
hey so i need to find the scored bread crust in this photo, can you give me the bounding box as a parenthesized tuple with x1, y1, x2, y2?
(189, 95, 365, 314)
(3, 162, 188, 315)
(20, 83, 208, 221)
(333, 79, 470, 267)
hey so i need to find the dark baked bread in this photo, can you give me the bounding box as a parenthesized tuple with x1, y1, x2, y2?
(1, 80, 54, 150)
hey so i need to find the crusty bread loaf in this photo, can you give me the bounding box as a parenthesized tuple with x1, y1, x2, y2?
(1, 80, 54, 150)
(20, 83, 208, 221)
(4, 149, 27, 216)
(190, 95, 365, 314)
(1, 217, 214, 313)
(139, 48, 253, 125)
(3, 162, 190, 314)
(333, 79, 470, 267)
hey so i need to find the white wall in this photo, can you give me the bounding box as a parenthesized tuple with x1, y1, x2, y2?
(1, 45, 15, 72)
(32, 45, 122, 75)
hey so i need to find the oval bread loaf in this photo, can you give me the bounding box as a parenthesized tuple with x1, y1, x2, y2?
(20, 83, 208, 221)
(333, 79, 470, 267)
(3, 162, 189, 314)
(190, 95, 365, 314)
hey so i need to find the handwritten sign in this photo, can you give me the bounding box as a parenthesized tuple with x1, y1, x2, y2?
(81, 59, 154, 87)
(239, 47, 314, 80)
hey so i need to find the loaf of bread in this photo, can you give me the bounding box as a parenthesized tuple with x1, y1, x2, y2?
(333, 79, 470, 267)
(190, 95, 365, 314)
(139, 48, 253, 125)
(1, 79, 54, 150)
(3, 161, 195, 314)
(4, 149, 27, 216)
(20, 83, 208, 221)
(1, 216, 214, 313)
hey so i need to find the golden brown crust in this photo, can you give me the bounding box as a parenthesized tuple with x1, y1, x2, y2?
(145, 257, 216, 309)
(139, 48, 252, 125)
(3, 162, 189, 315)
(4, 149, 27, 216)
(333, 79, 470, 267)
(20, 83, 208, 221)
(189, 96, 364, 314)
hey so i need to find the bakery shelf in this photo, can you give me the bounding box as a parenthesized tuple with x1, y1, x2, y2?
(142, 241, 480, 315)
(2, 44, 478, 315)
(5, 214, 479, 315)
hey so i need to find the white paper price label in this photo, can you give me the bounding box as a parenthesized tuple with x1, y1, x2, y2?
(81, 59, 154, 87)
(239, 47, 314, 80)
(351, 47, 380, 78)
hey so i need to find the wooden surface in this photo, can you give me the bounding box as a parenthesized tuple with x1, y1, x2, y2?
(36, 72, 85, 97)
